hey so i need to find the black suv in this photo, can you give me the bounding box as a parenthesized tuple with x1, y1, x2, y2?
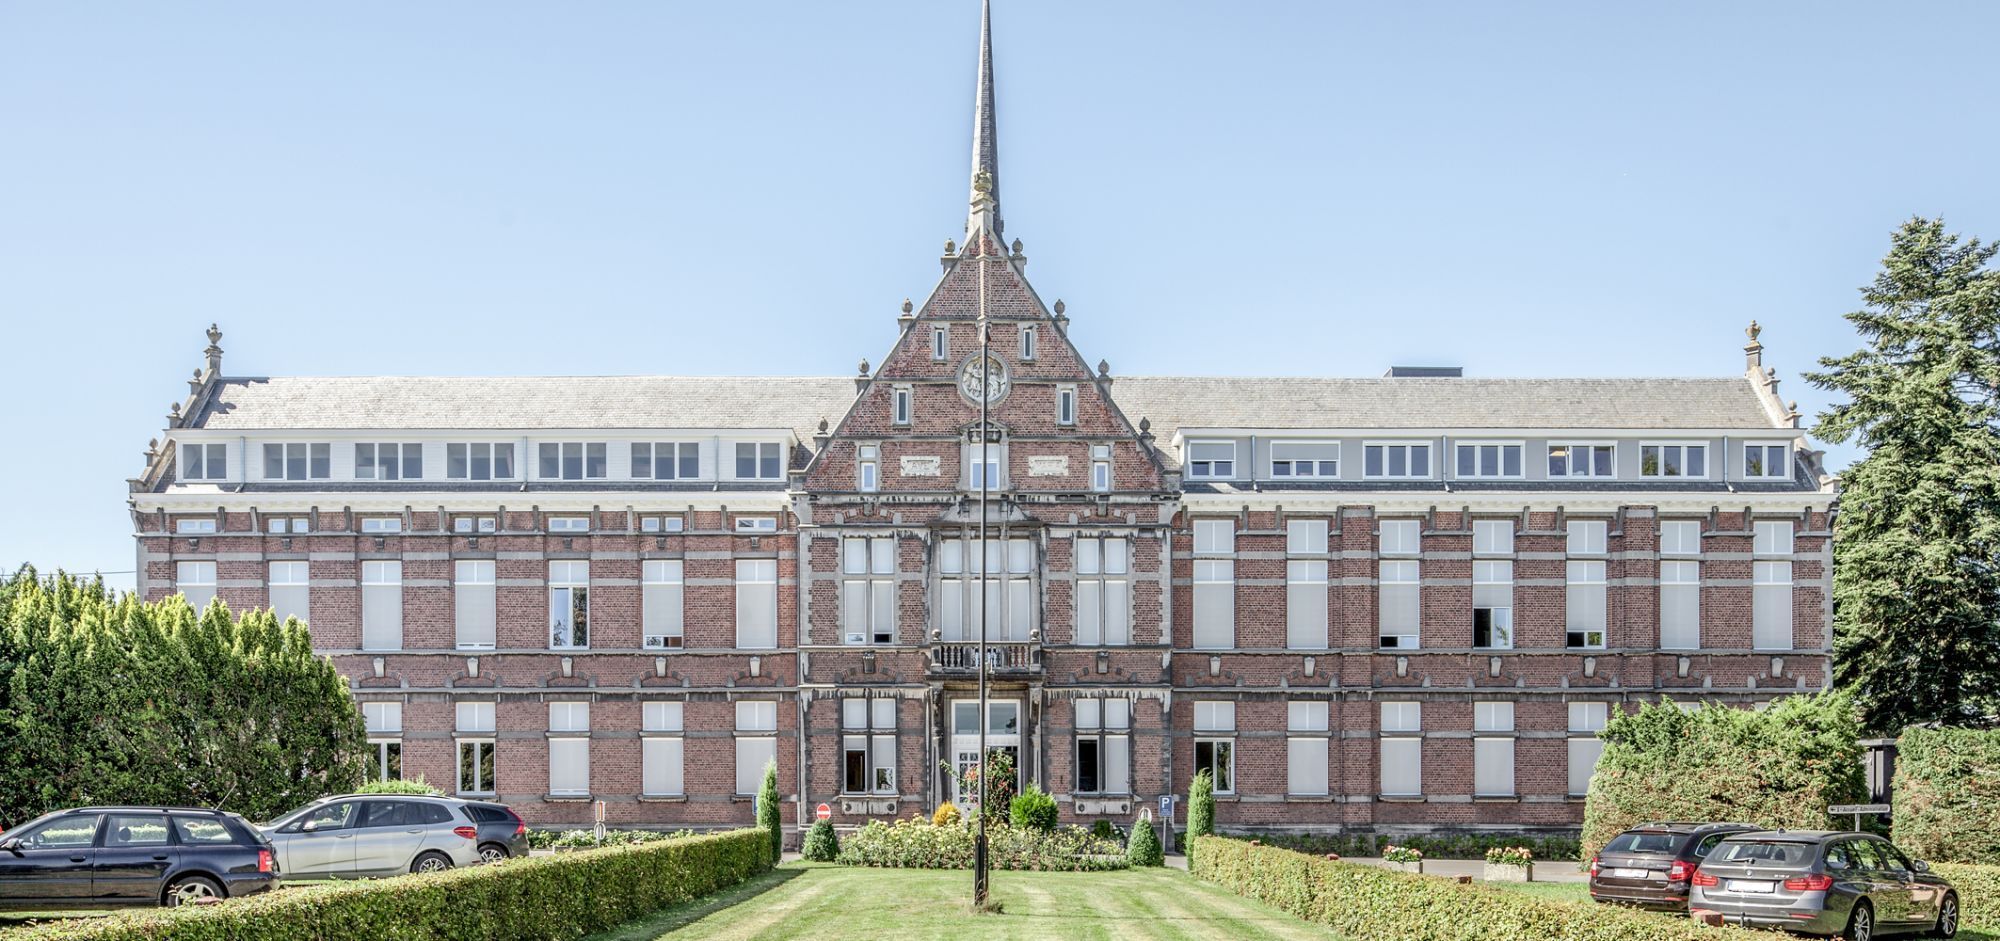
(0, 807, 277, 910)
(1591, 821, 1761, 910)
(461, 801, 530, 863)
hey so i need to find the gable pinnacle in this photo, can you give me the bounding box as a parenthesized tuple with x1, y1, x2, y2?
(966, 0, 1002, 240)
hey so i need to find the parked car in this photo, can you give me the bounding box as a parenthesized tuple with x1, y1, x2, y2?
(0, 806, 277, 910)
(1590, 821, 1761, 910)
(261, 795, 481, 878)
(1690, 831, 1958, 940)
(460, 801, 529, 863)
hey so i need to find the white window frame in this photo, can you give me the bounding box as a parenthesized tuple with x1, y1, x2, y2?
(1379, 702, 1422, 798)
(1548, 442, 1616, 478)
(354, 442, 422, 481)
(547, 516, 590, 534)
(1743, 443, 1791, 480)
(892, 386, 913, 426)
(643, 560, 684, 650)
(735, 558, 779, 650)
(1567, 702, 1610, 797)
(538, 442, 609, 481)
(1192, 702, 1236, 795)
(841, 537, 897, 645)
(447, 442, 517, 481)
(454, 559, 497, 650)
(1270, 441, 1340, 479)
(1454, 441, 1525, 479)
(1660, 520, 1703, 556)
(632, 441, 700, 480)
(1473, 702, 1516, 798)
(1378, 559, 1420, 649)
(179, 442, 227, 481)
(735, 516, 778, 533)
(548, 560, 590, 650)
(1286, 701, 1330, 797)
(262, 442, 331, 481)
(1659, 558, 1701, 650)
(734, 700, 779, 796)
(935, 536, 1034, 643)
(1364, 441, 1432, 480)
(963, 440, 1006, 491)
(1073, 698, 1132, 796)
(1565, 559, 1607, 650)
(841, 698, 898, 796)
(857, 444, 881, 493)
(1567, 520, 1608, 556)
(268, 560, 309, 624)
(1186, 440, 1237, 479)
(1379, 519, 1422, 556)
(1193, 519, 1236, 555)
(734, 442, 784, 481)
(1639, 442, 1709, 479)
(1056, 385, 1077, 426)
(1019, 324, 1037, 361)
(455, 701, 497, 796)
(1075, 536, 1132, 647)
(1287, 558, 1329, 651)
(452, 516, 497, 534)
(1754, 520, 1796, 556)
(361, 560, 402, 651)
(642, 702, 685, 797)
(1472, 519, 1514, 556)
(1192, 520, 1235, 651)
(1090, 443, 1112, 493)
(931, 325, 949, 361)
(1472, 559, 1513, 650)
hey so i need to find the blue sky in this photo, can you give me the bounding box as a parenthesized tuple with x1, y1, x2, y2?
(3, 1, 1996, 587)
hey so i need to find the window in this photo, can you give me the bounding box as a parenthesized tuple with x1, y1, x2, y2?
(735, 701, 778, 796)
(269, 561, 309, 624)
(736, 559, 778, 649)
(1287, 701, 1330, 796)
(1568, 520, 1608, 556)
(642, 702, 685, 797)
(355, 443, 422, 480)
(1379, 560, 1420, 649)
(1379, 519, 1421, 555)
(936, 537, 1034, 642)
(1566, 560, 1606, 649)
(1271, 442, 1339, 478)
(263, 442, 331, 480)
(456, 702, 496, 795)
(360, 517, 402, 534)
(539, 442, 608, 480)
(549, 561, 589, 649)
(843, 537, 897, 645)
(1288, 519, 1328, 555)
(1473, 560, 1513, 649)
(1455, 442, 1523, 478)
(1744, 444, 1790, 479)
(1287, 559, 1328, 651)
(964, 441, 1004, 490)
(1192, 702, 1235, 794)
(857, 444, 881, 493)
(363, 702, 402, 782)
(931, 325, 949, 361)
(1194, 519, 1235, 554)
(842, 699, 897, 795)
(1474, 702, 1515, 798)
(735, 442, 783, 480)
(1754, 522, 1794, 651)
(643, 560, 684, 649)
(1090, 444, 1112, 492)
(735, 516, 778, 533)
(1365, 442, 1431, 479)
(548, 516, 589, 533)
(177, 561, 216, 612)
(632, 442, 700, 480)
(266, 517, 307, 534)
(1660, 520, 1702, 556)
(455, 560, 496, 649)
(640, 516, 685, 533)
(893, 386, 913, 426)
(1548, 444, 1614, 477)
(362, 561, 402, 651)
(1567, 702, 1609, 796)
(1019, 324, 1037, 360)
(1075, 536, 1131, 646)
(179, 442, 226, 481)
(1186, 441, 1235, 479)
(447, 442, 516, 480)
(548, 702, 590, 797)
(1660, 558, 1700, 650)
(1074, 698, 1131, 795)
(1473, 519, 1514, 555)
(1193, 519, 1234, 650)
(453, 516, 497, 534)
(1640, 443, 1707, 478)
(103, 814, 170, 848)
(1057, 386, 1077, 426)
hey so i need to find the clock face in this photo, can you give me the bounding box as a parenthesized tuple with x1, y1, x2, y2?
(958, 355, 1009, 404)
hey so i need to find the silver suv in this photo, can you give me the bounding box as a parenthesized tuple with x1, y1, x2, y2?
(261, 796, 482, 878)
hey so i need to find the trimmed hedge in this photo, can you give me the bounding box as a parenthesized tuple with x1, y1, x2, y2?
(1934, 863, 1998, 931)
(1191, 836, 1767, 941)
(1895, 726, 2000, 864)
(3, 828, 770, 941)
(837, 818, 1127, 871)
(1246, 830, 1581, 863)
(1581, 692, 1866, 860)
(1010, 783, 1059, 832)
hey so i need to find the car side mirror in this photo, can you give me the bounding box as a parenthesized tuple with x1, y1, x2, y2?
(1912, 859, 1931, 873)
(300, 821, 319, 833)
(0, 838, 21, 854)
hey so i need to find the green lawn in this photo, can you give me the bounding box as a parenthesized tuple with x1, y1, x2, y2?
(586, 863, 1340, 941)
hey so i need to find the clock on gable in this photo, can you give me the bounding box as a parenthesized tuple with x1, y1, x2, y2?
(957, 355, 1009, 405)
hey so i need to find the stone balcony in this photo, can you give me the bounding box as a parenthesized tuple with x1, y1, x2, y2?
(926, 631, 1042, 676)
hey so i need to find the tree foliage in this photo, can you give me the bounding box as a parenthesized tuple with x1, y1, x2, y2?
(1126, 816, 1163, 867)
(756, 759, 781, 863)
(1892, 726, 2000, 864)
(0, 568, 367, 828)
(1806, 217, 2000, 734)
(1008, 783, 1058, 832)
(1188, 769, 1215, 866)
(1579, 693, 1865, 860)
(801, 820, 840, 862)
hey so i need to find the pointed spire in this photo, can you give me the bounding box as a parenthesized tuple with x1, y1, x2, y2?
(966, 0, 1002, 242)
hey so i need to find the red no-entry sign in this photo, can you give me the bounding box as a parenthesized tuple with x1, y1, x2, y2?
(815, 803, 831, 821)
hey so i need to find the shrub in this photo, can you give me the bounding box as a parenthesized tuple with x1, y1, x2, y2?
(1894, 726, 2000, 864)
(1240, 831, 1580, 862)
(947, 749, 1017, 826)
(1934, 863, 1999, 931)
(1382, 845, 1422, 864)
(756, 759, 781, 862)
(801, 820, 840, 862)
(1127, 817, 1163, 867)
(354, 777, 442, 796)
(1187, 769, 1215, 865)
(1088, 819, 1121, 842)
(1010, 783, 1058, 832)
(1485, 846, 1532, 867)
(527, 828, 694, 850)
(931, 801, 961, 827)
(1191, 836, 1769, 941)
(1581, 692, 1865, 860)
(3, 829, 770, 941)
(837, 818, 1126, 871)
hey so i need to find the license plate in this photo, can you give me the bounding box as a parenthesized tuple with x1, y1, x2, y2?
(1610, 868, 1651, 879)
(1729, 880, 1776, 894)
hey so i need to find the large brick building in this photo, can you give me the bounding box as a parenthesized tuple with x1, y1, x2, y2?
(130, 2, 1833, 841)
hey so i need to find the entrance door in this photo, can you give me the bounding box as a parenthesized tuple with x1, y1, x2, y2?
(949, 699, 1021, 808)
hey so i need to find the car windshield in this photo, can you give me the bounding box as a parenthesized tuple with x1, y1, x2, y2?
(1604, 831, 1682, 854)
(1713, 841, 1814, 865)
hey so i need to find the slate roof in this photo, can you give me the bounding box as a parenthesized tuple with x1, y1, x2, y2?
(1111, 376, 1782, 439)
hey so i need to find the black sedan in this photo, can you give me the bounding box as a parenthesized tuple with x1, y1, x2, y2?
(0, 807, 278, 910)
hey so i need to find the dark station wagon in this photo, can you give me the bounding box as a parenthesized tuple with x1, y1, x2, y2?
(1591, 821, 1762, 910)
(0, 806, 277, 910)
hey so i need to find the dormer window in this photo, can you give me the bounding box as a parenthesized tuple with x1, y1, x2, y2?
(179, 443, 226, 481)
(1186, 441, 1235, 479)
(1365, 442, 1431, 479)
(1549, 444, 1615, 478)
(1019, 325, 1037, 361)
(1640, 443, 1707, 478)
(263, 443, 330, 481)
(632, 442, 699, 480)
(736, 442, 784, 480)
(356, 443, 422, 480)
(447, 443, 516, 480)
(1744, 444, 1790, 479)
(539, 442, 607, 480)
(1455, 442, 1523, 479)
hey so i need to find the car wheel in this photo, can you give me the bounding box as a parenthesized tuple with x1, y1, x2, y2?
(411, 851, 453, 874)
(1934, 893, 1959, 939)
(163, 874, 224, 907)
(1844, 900, 1874, 941)
(479, 843, 510, 864)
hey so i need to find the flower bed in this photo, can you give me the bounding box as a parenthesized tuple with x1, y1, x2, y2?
(837, 817, 1126, 871)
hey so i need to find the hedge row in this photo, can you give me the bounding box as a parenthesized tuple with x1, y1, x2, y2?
(1934, 863, 2000, 932)
(3, 828, 770, 941)
(1190, 836, 1767, 941)
(1895, 726, 2000, 864)
(837, 818, 1127, 871)
(1241, 830, 1582, 863)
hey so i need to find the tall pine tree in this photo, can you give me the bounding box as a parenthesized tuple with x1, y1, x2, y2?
(1807, 217, 2000, 734)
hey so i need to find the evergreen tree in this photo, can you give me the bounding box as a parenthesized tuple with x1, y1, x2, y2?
(1807, 217, 2000, 734)
(1187, 769, 1215, 865)
(756, 759, 782, 863)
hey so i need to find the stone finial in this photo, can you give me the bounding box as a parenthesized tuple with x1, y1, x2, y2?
(1097, 359, 1110, 379)
(944, 238, 957, 256)
(145, 438, 159, 462)
(901, 298, 914, 314)
(857, 358, 870, 376)
(1139, 417, 1151, 433)
(1053, 299, 1065, 316)
(818, 418, 830, 434)
(1746, 320, 1761, 342)
(1744, 320, 1764, 371)
(1010, 237, 1023, 258)
(204, 323, 223, 373)
(188, 368, 204, 394)
(972, 168, 994, 197)
(168, 401, 182, 421)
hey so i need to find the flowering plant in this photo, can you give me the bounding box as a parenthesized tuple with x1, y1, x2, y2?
(1485, 845, 1534, 866)
(1382, 844, 1423, 863)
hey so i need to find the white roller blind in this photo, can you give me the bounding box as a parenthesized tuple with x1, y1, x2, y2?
(1379, 561, 1420, 640)
(1287, 738, 1328, 796)
(643, 738, 684, 796)
(1754, 561, 1793, 651)
(549, 738, 589, 795)
(643, 560, 684, 648)
(177, 561, 216, 613)
(269, 561, 309, 624)
(1566, 561, 1606, 633)
(1568, 738, 1605, 796)
(362, 561, 402, 651)
(455, 561, 496, 649)
(1286, 519, 1328, 554)
(1286, 560, 1328, 650)
(736, 559, 777, 649)
(1660, 560, 1700, 649)
(1193, 560, 1234, 649)
(1380, 737, 1421, 796)
(735, 738, 776, 796)
(1475, 737, 1516, 797)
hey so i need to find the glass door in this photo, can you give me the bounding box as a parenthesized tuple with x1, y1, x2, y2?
(948, 699, 1021, 807)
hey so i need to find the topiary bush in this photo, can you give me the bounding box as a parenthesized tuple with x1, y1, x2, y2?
(1581, 692, 1865, 861)
(1191, 836, 1768, 941)
(2, 829, 771, 941)
(1894, 726, 2000, 864)
(756, 759, 781, 862)
(1010, 783, 1059, 831)
(354, 777, 443, 796)
(1188, 769, 1215, 865)
(1127, 817, 1163, 867)
(801, 820, 840, 862)
(837, 818, 1126, 871)
(931, 801, 961, 827)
